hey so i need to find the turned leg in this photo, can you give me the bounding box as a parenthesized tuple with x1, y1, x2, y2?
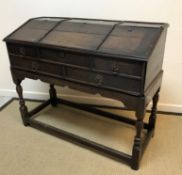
(148, 89, 159, 136)
(131, 99, 146, 170)
(49, 84, 58, 107)
(16, 80, 29, 126)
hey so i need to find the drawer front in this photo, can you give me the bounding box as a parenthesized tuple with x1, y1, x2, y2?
(65, 67, 141, 94)
(94, 57, 143, 76)
(10, 56, 63, 76)
(40, 48, 90, 68)
(7, 44, 37, 57)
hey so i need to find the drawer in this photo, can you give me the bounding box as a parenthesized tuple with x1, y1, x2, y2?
(94, 56, 143, 76)
(40, 48, 90, 68)
(65, 67, 141, 94)
(7, 44, 37, 57)
(10, 56, 63, 76)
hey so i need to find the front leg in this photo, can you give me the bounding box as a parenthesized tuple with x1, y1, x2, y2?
(131, 98, 146, 170)
(49, 84, 58, 107)
(148, 89, 160, 136)
(16, 79, 29, 126)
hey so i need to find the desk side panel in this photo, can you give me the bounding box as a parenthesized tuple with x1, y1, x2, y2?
(144, 27, 167, 90)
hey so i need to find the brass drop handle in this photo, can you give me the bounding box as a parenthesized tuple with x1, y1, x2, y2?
(19, 47, 26, 56)
(112, 63, 119, 74)
(95, 74, 103, 86)
(31, 61, 39, 71)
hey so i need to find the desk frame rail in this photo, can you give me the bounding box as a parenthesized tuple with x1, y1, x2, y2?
(15, 82, 159, 170)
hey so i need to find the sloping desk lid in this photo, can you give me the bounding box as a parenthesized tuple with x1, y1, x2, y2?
(4, 17, 167, 60)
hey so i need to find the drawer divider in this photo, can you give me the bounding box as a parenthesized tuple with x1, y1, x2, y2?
(96, 22, 121, 50)
(37, 19, 69, 42)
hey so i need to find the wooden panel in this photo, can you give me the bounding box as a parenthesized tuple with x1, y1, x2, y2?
(41, 31, 105, 50)
(41, 19, 116, 50)
(144, 28, 167, 89)
(25, 18, 61, 30)
(7, 28, 48, 42)
(55, 19, 116, 34)
(99, 23, 163, 58)
(7, 18, 64, 42)
(8, 44, 37, 57)
(10, 56, 63, 76)
(40, 48, 91, 68)
(94, 56, 143, 76)
(65, 67, 141, 94)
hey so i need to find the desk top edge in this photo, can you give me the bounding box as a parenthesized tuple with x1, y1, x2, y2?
(3, 17, 169, 61)
(31, 16, 169, 27)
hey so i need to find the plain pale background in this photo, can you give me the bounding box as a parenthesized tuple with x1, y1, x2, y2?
(0, 0, 182, 112)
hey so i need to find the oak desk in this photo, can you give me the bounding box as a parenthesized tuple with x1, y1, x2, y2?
(4, 17, 168, 170)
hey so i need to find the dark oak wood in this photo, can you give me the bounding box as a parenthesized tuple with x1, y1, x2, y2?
(29, 99, 51, 117)
(29, 118, 132, 164)
(49, 84, 58, 106)
(148, 89, 160, 136)
(3, 17, 168, 170)
(57, 98, 149, 129)
(15, 80, 29, 126)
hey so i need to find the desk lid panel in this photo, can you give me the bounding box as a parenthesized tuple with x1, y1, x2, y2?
(55, 19, 116, 34)
(4, 17, 167, 60)
(7, 18, 65, 42)
(40, 19, 116, 50)
(41, 31, 105, 50)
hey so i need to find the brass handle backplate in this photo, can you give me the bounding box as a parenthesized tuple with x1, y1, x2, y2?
(31, 61, 39, 71)
(95, 74, 103, 86)
(112, 62, 120, 74)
